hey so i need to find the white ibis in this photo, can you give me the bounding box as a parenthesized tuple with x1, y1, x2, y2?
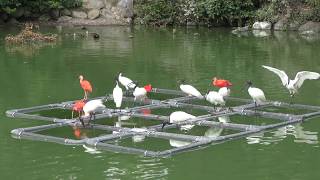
(133, 84, 152, 101)
(205, 90, 225, 109)
(82, 99, 105, 126)
(162, 111, 195, 130)
(118, 73, 136, 90)
(112, 80, 123, 109)
(247, 80, 266, 107)
(218, 87, 231, 97)
(179, 81, 203, 99)
(262, 65, 320, 98)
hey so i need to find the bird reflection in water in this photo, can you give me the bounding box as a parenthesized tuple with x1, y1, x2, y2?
(246, 123, 318, 145)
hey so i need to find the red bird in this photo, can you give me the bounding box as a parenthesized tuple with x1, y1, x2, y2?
(212, 77, 232, 88)
(72, 100, 86, 119)
(79, 75, 92, 100)
(144, 84, 153, 92)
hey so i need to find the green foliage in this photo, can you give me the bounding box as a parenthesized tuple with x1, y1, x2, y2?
(204, 0, 255, 25)
(255, 0, 289, 23)
(134, 0, 177, 26)
(0, 0, 82, 14)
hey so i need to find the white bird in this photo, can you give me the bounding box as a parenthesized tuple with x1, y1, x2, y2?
(118, 73, 136, 90)
(112, 80, 123, 108)
(82, 99, 106, 119)
(218, 87, 231, 97)
(247, 81, 266, 107)
(169, 139, 191, 147)
(133, 86, 147, 100)
(262, 65, 320, 97)
(179, 82, 203, 99)
(162, 111, 195, 130)
(205, 90, 225, 109)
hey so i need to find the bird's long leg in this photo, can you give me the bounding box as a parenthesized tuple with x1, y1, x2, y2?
(79, 116, 85, 127)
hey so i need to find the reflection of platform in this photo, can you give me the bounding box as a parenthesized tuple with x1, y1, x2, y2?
(6, 88, 320, 157)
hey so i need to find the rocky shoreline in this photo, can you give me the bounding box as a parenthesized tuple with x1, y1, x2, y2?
(0, 0, 133, 26)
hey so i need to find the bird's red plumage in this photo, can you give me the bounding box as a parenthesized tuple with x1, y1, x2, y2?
(73, 100, 86, 112)
(80, 80, 92, 93)
(212, 78, 232, 88)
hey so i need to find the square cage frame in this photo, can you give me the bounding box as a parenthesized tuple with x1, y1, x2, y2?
(6, 88, 320, 157)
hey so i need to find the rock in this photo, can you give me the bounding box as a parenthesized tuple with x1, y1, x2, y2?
(252, 21, 271, 30)
(100, 8, 114, 19)
(298, 21, 320, 33)
(39, 14, 51, 21)
(49, 9, 60, 20)
(84, 0, 105, 9)
(7, 18, 19, 24)
(72, 10, 87, 19)
(274, 18, 288, 31)
(13, 7, 25, 18)
(61, 9, 72, 16)
(58, 16, 72, 22)
(88, 9, 100, 20)
(0, 13, 9, 21)
(288, 21, 300, 31)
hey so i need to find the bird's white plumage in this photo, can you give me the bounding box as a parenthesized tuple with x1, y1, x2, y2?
(118, 73, 136, 90)
(113, 81, 123, 108)
(262, 65, 320, 95)
(180, 84, 203, 98)
(205, 91, 225, 106)
(169, 139, 191, 147)
(83, 99, 105, 117)
(248, 87, 266, 104)
(218, 87, 231, 97)
(169, 111, 195, 130)
(133, 87, 147, 100)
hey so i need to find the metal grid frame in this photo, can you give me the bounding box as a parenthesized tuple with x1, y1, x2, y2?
(6, 88, 320, 157)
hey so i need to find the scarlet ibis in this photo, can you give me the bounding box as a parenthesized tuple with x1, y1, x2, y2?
(262, 65, 320, 98)
(82, 99, 105, 126)
(79, 75, 92, 100)
(112, 80, 123, 109)
(247, 81, 266, 107)
(204, 90, 225, 109)
(179, 81, 203, 98)
(118, 73, 136, 90)
(72, 100, 86, 118)
(212, 77, 232, 88)
(162, 111, 195, 130)
(133, 84, 152, 101)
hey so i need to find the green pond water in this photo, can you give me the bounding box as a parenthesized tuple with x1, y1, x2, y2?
(0, 25, 320, 179)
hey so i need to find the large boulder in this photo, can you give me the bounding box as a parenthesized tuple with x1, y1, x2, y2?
(88, 9, 100, 20)
(72, 10, 88, 19)
(84, 0, 105, 9)
(298, 21, 320, 33)
(252, 21, 272, 30)
(274, 18, 288, 31)
(58, 16, 72, 22)
(61, 9, 72, 16)
(100, 8, 114, 19)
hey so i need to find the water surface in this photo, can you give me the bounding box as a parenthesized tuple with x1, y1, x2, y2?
(0, 25, 319, 179)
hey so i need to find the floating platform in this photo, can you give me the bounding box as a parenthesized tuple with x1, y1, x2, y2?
(6, 88, 320, 157)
